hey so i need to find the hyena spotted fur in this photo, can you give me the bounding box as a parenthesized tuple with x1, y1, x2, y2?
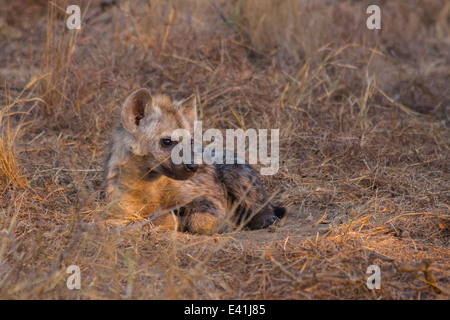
(103, 88, 286, 234)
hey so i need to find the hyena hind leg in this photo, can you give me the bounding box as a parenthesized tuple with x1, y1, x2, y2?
(215, 163, 286, 230)
(183, 196, 231, 235)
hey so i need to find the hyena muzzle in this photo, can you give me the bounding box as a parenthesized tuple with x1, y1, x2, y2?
(103, 88, 286, 234)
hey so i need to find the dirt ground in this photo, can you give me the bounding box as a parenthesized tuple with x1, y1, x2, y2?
(0, 0, 449, 299)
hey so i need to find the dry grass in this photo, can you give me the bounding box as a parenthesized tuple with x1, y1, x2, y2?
(0, 0, 448, 299)
(0, 89, 29, 189)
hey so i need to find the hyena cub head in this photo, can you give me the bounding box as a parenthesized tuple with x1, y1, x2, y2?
(121, 88, 198, 180)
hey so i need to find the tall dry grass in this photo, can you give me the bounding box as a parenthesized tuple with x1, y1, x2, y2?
(0, 89, 29, 188)
(39, 1, 81, 116)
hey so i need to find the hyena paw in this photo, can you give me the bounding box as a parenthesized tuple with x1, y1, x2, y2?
(186, 212, 230, 235)
(261, 206, 286, 229)
(263, 215, 280, 228)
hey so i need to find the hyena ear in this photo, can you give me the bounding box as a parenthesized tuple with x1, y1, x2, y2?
(121, 88, 152, 133)
(178, 94, 197, 128)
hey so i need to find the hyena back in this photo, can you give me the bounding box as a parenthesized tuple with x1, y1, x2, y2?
(104, 88, 285, 234)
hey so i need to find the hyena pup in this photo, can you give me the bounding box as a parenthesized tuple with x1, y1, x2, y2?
(103, 88, 286, 234)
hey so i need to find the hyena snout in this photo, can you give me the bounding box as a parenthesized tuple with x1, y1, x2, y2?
(184, 163, 198, 172)
(160, 155, 199, 180)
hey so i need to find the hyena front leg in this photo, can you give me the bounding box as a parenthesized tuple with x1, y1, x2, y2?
(184, 196, 231, 235)
(215, 163, 286, 229)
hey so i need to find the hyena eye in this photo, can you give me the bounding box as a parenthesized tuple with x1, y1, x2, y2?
(161, 138, 173, 147)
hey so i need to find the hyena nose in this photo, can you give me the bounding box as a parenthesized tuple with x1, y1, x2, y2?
(184, 163, 199, 172)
